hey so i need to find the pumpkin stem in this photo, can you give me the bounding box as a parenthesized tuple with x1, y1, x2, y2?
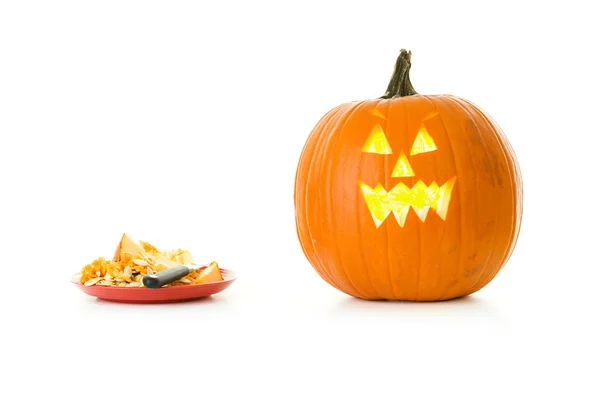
(381, 49, 418, 98)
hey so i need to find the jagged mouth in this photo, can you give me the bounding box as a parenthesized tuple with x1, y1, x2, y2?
(358, 177, 457, 228)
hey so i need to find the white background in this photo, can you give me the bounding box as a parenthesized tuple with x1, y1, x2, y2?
(1, 1, 598, 398)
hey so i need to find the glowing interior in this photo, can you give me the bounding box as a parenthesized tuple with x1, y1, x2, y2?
(362, 124, 392, 154)
(391, 152, 414, 177)
(410, 124, 437, 155)
(358, 177, 456, 228)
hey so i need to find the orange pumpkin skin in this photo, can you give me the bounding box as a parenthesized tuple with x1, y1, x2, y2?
(294, 51, 522, 301)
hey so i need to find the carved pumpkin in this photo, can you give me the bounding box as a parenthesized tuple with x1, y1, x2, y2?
(294, 50, 522, 301)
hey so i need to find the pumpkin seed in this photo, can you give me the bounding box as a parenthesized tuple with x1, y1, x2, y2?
(84, 277, 102, 286)
(133, 259, 148, 267)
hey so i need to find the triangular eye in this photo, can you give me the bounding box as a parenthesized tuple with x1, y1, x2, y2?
(410, 124, 437, 155)
(362, 124, 393, 154)
(392, 152, 414, 177)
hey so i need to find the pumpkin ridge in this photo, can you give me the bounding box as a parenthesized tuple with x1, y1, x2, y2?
(403, 98, 423, 300)
(383, 98, 400, 299)
(426, 96, 464, 300)
(321, 104, 369, 295)
(446, 96, 500, 295)
(423, 96, 446, 298)
(316, 102, 371, 297)
(325, 100, 379, 299)
(371, 98, 393, 299)
(461, 98, 523, 274)
(453, 97, 521, 292)
(444, 96, 491, 296)
(456, 97, 516, 290)
(418, 95, 445, 298)
(301, 103, 355, 292)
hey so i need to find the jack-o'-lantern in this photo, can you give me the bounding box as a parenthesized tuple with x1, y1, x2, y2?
(294, 50, 522, 301)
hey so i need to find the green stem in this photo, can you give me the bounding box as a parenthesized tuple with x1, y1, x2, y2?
(381, 49, 418, 98)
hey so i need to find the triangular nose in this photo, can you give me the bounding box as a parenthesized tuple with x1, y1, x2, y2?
(392, 152, 414, 177)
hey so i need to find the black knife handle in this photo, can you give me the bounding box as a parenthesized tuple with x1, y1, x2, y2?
(142, 265, 191, 289)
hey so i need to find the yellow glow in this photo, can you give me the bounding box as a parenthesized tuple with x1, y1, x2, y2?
(391, 152, 414, 177)
(391, 206, 411, 228)
(435, 176, 456, 220)
(369, 108, 387, 120)
(358, 183, 392, 228)
(359, 177, 456, 228)
(410, 124, 437, 155)
(362, 124, 392, 154)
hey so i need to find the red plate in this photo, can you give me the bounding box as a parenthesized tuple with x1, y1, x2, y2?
(72, 268, 238, 304)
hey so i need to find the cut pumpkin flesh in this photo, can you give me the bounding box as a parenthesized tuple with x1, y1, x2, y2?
(113, 233, 144, 261)
(195, 262, 224, 284)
